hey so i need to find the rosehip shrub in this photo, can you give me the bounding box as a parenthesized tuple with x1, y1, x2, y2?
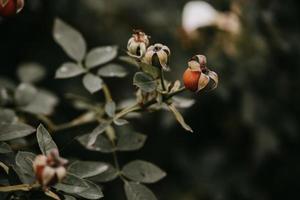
(0, 17, 218, 200)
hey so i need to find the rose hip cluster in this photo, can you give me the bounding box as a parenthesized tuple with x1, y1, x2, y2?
(0, 0, 24, 17)
(33, 149, 68, 189)
(127, 30, 218, 93)
(127, 30, 171, 72)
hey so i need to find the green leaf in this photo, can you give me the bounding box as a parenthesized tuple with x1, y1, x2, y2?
(97, 64, 128, 78)
(82, 73, 103, 93)
(113, 118, 129, 126)
(17, 63, 46, 83)
(88, 163, 118, 182)
(68, 161, 109, 178)
(122, 160, 166, 183)
(133, 72, 157, 92)
(119, 56, 139, 68)
(14, 83, 38, 106)
(168, 104, 193, 132)
(15, 151, 36, 184)
(117, 132, 147, 151)
(0, 109, 17, 124)
(63, 195, 77, 200)
(87, 122, 110, 147)
(20, 89, 58, 115)
(54, 173, 89, 194)
(172, 96, 196, 108)
(77, 133, 115, 153)
(0, 123, 35, 141)
(53, 18, 86, 62)
(0, 142, 12, 154)
(37, 124, 57, 155)
(124, 182, 157, 200)
(139, 63, 160, 79)
(85, 46, 118, 68)
(77, 180, 104, 199)
(105, 101, 116, 117)
(55, 62, 85, 79)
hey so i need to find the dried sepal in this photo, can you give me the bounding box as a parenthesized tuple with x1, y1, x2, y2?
(127, 30, 150, 59)
(144, 43, 171, 71)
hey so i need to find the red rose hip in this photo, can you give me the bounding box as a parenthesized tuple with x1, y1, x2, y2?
(0, 0, 24, 17)
(183, 68, 201, 92)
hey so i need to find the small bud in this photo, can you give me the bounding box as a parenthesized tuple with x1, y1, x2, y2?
(127, 30, 150, 58)
(144, 43, 171, 71)
(0, 0, 24, 17)
(33, 149, 68, 188)
(183, 55, 218, 92)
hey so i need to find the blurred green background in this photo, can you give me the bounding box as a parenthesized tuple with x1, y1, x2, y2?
(1, 0, 300, 199)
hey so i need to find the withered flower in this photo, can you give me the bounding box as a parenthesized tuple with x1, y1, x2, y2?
(127, 30, 150, 58)
(33, 149, 68, 188)
(143, 43, 171, 71)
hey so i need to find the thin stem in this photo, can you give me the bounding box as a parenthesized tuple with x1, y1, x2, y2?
(160, 68, 167, 91)
(0, 183, 40, 192)
(102, 83, 113, 102)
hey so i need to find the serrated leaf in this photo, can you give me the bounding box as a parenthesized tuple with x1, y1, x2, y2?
(82, 73, 103, 93)
(17, 63, 46, 83)
(168, 104, 193, 132)
(77, 180, 104, 199)
(77, 133, 115, 153)
(113, 118, 129, 126)
(54, 173, 89, 194)
(20, 89, 58, 115)
(0, 142, 12, 154)
(0, 123, 35, 141)
(122, 160, 166, 183)
(85, 46, 118, 68)
(14, 83, 38, 106)
(124, 182, 157, 200)
(68, 161, 108, 178)
(88, 163, 118, 182)
(98, 64, 128, 78)
(37, 124, 57, 155)
(55, 62, 85, 79)
(15, 151, 36, 184)
(117, 132, 147, 151)
(53, 18, 86, 61)
(133, 72, 157, 92)
(105, 101, 116, 117)
(0, 109, 17, 124)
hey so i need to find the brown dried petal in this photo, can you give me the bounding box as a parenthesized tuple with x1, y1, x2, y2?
(197, 73, 210, 91)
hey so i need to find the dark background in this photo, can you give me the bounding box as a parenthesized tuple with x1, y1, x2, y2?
(1, 0, 300, 199)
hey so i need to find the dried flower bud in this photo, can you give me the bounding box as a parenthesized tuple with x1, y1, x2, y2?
(127, 30, 150, 58)
(144, 43, 171, 71)
(0, 0, 24, 17)
(33, 149, 68, 188)
(183, 55, 218, 92)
